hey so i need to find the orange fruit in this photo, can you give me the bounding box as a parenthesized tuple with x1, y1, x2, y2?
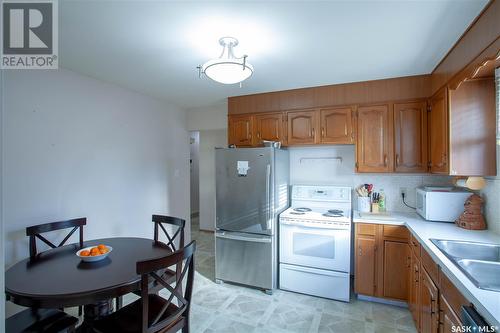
(80, 250, 90, 257)
(99, 248, 108, 254)
(90, 247, 100, 256)
(97, 244, 106, 251)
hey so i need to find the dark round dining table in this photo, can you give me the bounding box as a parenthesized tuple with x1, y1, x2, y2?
(5, 237, 172, 329)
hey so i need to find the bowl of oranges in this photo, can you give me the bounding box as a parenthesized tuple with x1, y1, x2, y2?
(77, 244, 112, 262)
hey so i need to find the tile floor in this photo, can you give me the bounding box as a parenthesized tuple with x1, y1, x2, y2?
(64, 218, 417, 332)
(187, 218, 417, 333)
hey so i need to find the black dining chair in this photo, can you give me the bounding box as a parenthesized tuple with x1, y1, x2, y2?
(152, 214, 185, 251)
(92, 241, 196, 333)
(6, 308, 79, 333)
(26, 217, 87, 260)
(26, 218, 87, 316)
(133, 215, 186, 296)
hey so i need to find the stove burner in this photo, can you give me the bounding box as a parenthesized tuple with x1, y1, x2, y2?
(323, 209, 344, 218)
(290, 211, 305, 215)
(294, 207, 312, 212)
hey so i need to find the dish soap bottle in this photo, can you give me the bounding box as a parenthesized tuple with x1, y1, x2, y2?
(378, 189, 386, 212)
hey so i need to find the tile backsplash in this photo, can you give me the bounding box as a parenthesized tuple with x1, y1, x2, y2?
(289, 146, 454, 213)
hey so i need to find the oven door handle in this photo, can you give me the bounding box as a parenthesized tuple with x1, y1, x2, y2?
(282, 264, 346, 277)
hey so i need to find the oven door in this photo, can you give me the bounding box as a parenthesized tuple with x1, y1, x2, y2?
(279, 222, 350, 272)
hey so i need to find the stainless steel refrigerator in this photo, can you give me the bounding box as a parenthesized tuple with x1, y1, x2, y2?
(215, 147, 289, 293)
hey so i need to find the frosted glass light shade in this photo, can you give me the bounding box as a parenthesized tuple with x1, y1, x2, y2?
(202, 59, 253, 84)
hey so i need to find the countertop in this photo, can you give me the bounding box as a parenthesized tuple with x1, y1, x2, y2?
(353, 210, 500, 327)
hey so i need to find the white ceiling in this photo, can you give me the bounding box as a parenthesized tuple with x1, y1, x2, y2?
(59, 0, 488, 109)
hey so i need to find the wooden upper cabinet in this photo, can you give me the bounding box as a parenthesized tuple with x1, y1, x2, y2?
(319, 106, 354, 144)
(254, 113, 284, 146)
(394, 101, 428, 173)
(429, 88, 449, 174)
(287, 110, 318, 145)
(356, 104, 393, 172)
(448, 78, 496, 176)
(228, 115, 253, 147)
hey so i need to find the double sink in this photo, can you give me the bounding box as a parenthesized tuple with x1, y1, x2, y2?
(431, 239, 500, 292)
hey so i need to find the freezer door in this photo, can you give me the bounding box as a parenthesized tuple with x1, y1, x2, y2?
(216, 148, 274, 235)
(215, 231, 274, 290)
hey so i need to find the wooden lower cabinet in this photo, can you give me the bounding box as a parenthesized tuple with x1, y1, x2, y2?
(355, 223, 408, 299)
(383, 241, 410, 300)
(439, 294, 462, 333)
(409, 248, 421, 330)
(355, 234, 377, 296)
(420, 268, 439, 333)
(354, 224, 475, 333)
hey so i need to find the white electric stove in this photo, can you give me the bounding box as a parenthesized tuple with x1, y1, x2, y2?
(279, 185, 352, 302)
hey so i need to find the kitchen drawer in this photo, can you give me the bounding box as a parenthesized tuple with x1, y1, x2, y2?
(421, 247, 439, 284)
(383, 225, 408, 241)
(356, 223, 377, 236)
(409, 233, 421, 258)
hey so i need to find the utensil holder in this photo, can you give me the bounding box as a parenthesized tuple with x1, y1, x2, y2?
(358, 197, 371, 213)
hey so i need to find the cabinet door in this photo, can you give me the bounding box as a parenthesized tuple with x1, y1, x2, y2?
(439, 294, 462, 333)
(421, 268, 439, 333)
(319, 107, 354, 144)
(355, 236, 377, 296)
(228, 115, 254, 147)
(394, 101, 428, 173)
(287, 110, 317, 145)
(356, 104, 393, 172)
(409, 250, 421, 330)
(383, 241, 409, 300)
(429, 89, 449, 174)
(254, 113, 284, 145)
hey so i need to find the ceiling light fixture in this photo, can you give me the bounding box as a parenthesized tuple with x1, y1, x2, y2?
(197, 37, 253, 85)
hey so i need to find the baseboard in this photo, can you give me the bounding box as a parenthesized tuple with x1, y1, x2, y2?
(356, 294, 408, 308)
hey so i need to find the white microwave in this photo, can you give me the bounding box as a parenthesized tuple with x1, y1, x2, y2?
(416, 186, 472, 222)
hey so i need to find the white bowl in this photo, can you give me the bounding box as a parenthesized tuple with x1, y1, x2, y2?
(76, 245, 113, 262)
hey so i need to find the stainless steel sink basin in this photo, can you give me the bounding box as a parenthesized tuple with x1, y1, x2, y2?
(430, 239, 500, 292)
(456, 259, 500, 292)
(431, 239, 500, 262)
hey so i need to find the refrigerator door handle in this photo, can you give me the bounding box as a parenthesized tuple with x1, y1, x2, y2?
(266, 164, 272, 229)
(216, 231, 272, 243)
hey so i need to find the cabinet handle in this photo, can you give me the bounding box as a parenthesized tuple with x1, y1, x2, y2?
(311, 128, 315, 138)
(257, 132, 260, 139)
(383, 154, 388, 166)
(406, 256, 411, 268)
(321, 127, 325, 138)
(358, 246, 362, 256)
(351, 131, 354, 141)
(442, 153, 447, 166)
(396, 154, 400, 167)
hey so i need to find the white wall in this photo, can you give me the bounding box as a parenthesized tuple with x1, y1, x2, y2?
(289, 145, 453, 213)
(3, 70, 190, 294)
(190, 131, 200, 214)
(186, 104, 227, 131)
(199, 129, 227, 231)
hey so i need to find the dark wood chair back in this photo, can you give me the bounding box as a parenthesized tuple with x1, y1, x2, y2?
(152, 215, 185, 251)
(136, 241, 196, 333)
(26, 218, 86, 259)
